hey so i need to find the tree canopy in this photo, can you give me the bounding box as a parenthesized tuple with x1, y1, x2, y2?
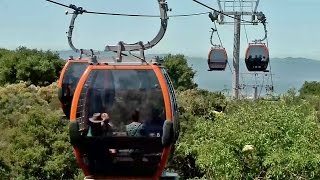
(0, 47, 64, 86)
(1, 48, 320, 179)
(299, 81, 320, 97)
(0, 82, 82, 179)
(163, 54, 198, 91)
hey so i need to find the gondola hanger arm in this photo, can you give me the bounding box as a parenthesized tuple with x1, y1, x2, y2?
(104, 0, 169, 61)
(66, 5, 101, 58)
(253, 12, 268, 43)
(210, 28, 221, 48)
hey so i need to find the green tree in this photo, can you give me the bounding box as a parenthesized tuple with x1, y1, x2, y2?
(0, 47, 64, 86)
(163, 54, 197, 91)
(177, 89, 226, 117)
(299, 81, 320, 97)
(173, 95, 320, 179)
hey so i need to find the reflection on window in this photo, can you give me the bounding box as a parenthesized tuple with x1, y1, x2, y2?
(247, 47, 268, 62)
(63, 63, 88, 85)
(61, 63, 88, 102)
(78, 69, 166, 138)
(210, 50, 227, 63)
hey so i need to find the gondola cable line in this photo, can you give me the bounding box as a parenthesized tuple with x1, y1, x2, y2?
(45, 0, 262, 23)
(213, 21, 234, 73)
(239, 0, 250, 44)
(192, 0, 254, 24)
(45, 0, 210, 18)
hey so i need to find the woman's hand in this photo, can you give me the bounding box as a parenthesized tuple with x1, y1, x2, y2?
(101, 113, 109, 121)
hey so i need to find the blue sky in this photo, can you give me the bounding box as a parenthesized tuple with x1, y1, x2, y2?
(0, 0, 319, 59)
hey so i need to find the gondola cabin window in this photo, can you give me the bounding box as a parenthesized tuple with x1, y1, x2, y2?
(245, 44, 269, 71)
(58, 61, 88, 118)
(77, 69, 166, 137)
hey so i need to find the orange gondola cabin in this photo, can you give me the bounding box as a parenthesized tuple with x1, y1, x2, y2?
(58, 60, 88, 118)
(69, 62, 179, 180)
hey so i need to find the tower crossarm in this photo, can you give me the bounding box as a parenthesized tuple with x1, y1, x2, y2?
(216, 0, 260, 13)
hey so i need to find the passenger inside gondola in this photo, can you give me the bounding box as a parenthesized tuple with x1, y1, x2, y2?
(126, 109, 146, 137)
(247, 54, 264, 69)
(75, 69, 166, 176)
(245, 44, 269, 71)
(85, 113, 114, 173)
(87, 112, 114, 137)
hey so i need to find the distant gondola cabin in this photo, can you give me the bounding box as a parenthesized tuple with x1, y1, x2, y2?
(245, 43, 269, 71)
(207, 47, 228, 71)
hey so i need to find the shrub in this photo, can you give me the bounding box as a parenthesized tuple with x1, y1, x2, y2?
(0, 82, 79, 179)
(171, 91, 320, 179)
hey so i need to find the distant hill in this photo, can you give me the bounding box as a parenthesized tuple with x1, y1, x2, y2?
(57, 50, 320, 94)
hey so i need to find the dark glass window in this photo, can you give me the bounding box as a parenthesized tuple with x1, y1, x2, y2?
(247, 46, 268, 62)
(78, 69, 166, 137)
(75, 68, 168, 177)
(62, 62, 88, 95)
(209, 49, 227, 63)
(59, 62, 88, 118)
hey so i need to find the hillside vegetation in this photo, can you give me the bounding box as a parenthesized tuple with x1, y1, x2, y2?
(0, 47, 64, 86)
(1, 47, 320, 179)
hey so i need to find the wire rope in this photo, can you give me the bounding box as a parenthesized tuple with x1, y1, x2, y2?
(45, 0, 211, 18)
(192, 0, 253, 23)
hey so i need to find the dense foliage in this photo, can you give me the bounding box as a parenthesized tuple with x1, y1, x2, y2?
(0, 47, 64, 86)
(298, 81, 320, 125)
(0, 83, 81, 179)
(1, 48, 320, 179)
(172, 91, 320, 179)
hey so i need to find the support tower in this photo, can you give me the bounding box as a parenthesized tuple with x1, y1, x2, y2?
(216, 0, 261, 99)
